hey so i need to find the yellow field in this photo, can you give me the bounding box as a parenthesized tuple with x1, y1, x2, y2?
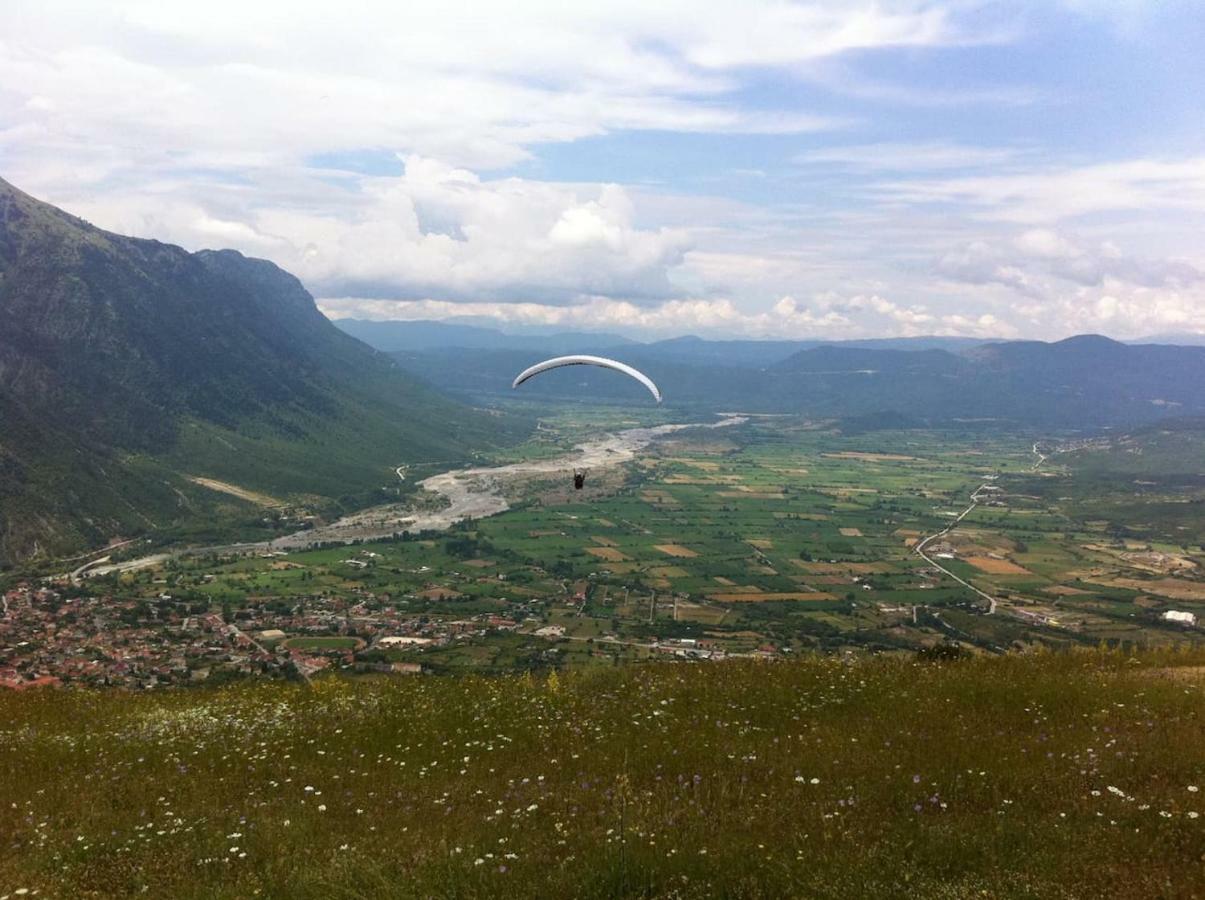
(839, 527, 863, 537)
(1093, 577, 1205, 601)
(965, 556, 1033, 575)
(710, 592, 836, 602)
(797, 561, 893, 574)
(586, 546, 628, 561)
(654, 544, 698, 558)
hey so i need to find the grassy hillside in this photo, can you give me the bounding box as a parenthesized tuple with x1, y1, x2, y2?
(0, 178, 527, 562)
(2, 650, 1203, 898)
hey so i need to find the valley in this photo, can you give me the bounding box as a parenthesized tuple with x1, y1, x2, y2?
(7, 412, 1202, 688)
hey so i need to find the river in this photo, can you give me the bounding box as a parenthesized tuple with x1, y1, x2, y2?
(80, 416, 744, 576)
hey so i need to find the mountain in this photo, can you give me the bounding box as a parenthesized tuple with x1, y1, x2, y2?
(0, 178, 524, 563)
(338, 321, 992, 368)
(334, 318, 635, 354)
(640, 335, 991, 368)
(389, 334, 1205, 426)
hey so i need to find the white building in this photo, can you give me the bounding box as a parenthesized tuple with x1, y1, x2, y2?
(1162, 610, 1197, 626)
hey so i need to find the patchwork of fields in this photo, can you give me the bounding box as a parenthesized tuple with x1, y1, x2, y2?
(64, 415, 1205, 673)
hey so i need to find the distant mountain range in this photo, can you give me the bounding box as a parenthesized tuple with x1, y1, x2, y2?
(0, 178, 523, 563)
(382, 334, 1205, 426)
(336, 318, 993, 366)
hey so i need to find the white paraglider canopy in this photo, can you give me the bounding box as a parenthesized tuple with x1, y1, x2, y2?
(511, 355, 662, 403)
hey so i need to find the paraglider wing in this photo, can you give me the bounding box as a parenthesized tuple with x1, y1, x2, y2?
(511, 355, 663, 403)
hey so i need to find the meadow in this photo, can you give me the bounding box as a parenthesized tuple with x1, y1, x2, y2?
(1, 650, 1203, 899)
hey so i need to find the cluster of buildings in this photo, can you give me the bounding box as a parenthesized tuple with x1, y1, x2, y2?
(0, 580, 522, 689)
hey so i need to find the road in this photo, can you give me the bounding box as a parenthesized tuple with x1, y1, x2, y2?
(914, 483, 1001, 614)
(1031, 441, 1048, 471)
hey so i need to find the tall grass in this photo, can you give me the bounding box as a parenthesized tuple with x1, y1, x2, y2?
(1, 649, 1203, 898)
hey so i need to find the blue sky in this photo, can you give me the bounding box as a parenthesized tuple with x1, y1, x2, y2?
(2, 0, 1203, 339)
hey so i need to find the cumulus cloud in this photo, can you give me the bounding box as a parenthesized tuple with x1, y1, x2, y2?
(936, 227, 1203, 298)
(58, 156, 690, 304)
(2, 1, 1202, 342)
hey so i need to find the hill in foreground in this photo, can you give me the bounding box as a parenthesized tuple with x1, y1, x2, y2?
(0, 178, 525, 563)
(1, 650, 1202, 898)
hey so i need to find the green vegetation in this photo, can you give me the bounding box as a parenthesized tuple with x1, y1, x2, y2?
(0, 177, 528, 564)
(2, 650, 1203, 898)
(65, 415, 1205, 664)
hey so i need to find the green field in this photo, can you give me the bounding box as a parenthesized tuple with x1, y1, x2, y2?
(2, 650, 1203, 898)
(64, 414, 1205, 668)
(282, 636, 359, 651)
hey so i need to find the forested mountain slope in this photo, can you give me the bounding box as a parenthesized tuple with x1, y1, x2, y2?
(0, 178, 523, 563)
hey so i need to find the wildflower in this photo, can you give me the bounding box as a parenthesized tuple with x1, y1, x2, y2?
(1189, 786, 1200, 793)
(317, 804, 327, 812)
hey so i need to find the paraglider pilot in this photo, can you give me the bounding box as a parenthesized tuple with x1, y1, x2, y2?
(509, 355, 661, 495)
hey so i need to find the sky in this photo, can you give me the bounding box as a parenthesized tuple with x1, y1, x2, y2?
(2, 0, 1204, 341)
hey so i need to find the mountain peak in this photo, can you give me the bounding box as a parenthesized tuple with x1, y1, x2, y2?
(0, 177, 520, 562)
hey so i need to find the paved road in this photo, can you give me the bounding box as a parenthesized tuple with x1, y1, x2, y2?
(914, 483, 1001, 614)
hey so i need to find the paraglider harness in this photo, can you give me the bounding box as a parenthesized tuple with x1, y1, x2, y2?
(573, 469, 586, 490)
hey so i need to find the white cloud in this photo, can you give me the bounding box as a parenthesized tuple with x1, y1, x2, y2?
(876, 157, 1205, 223)
(53, 156, 690, 304)
(0, 0, 948, 178)
(2, 1, 1201, 343)
(322, 291, 951, 340)
(936, 227, 1203, 297)
(795, 142, 1026, 171)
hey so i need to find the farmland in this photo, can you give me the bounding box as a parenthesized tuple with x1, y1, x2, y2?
(21, 412, 1202, 683)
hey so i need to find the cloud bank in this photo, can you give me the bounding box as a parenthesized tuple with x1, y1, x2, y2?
(2, 0, 1203, 340)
